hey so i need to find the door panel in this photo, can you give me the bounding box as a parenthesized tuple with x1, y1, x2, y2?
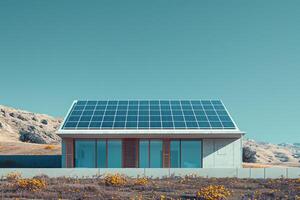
(122, 139, 138, 168)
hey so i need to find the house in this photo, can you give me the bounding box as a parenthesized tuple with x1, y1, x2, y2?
(57, 100, 244, 168)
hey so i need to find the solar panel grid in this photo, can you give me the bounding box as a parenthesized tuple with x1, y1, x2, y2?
(62, 100, 236, 130)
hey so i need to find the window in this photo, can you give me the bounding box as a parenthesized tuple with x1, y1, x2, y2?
(75, 140, 96, 167)
(97, 140, 107, 168)
(170, 140, 202, 168)
(170, 140, 180, 168)
(107, 140, 122, 168)
(139, 140, 163, 168)
(181, 140, 202, 168)
(150, 140, 163, 168)
(139, 140, 149, 168)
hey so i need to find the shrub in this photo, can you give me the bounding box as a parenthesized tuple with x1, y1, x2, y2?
(104, 174, 127, 186)
(196, 185, 231, 200)
(6, 171, 22, 181)
(134, 177, 148, 186)
(41, 119, 48, 125)
(44, 145, 55, 150)
(16, 178, 47, 191)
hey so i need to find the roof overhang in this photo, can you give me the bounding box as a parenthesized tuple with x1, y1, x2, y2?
(57, 129, 245, 139)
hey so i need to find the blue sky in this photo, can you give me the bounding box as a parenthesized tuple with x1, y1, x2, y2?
(0, 0, 299, 143)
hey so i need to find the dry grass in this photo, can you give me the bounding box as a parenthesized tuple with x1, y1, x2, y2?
(242, 163, 274, 168)
(0, 174, 299, 199)
(5, 171, 22, 181)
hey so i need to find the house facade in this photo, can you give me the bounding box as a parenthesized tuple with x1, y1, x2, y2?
(57, 100, 244, 168)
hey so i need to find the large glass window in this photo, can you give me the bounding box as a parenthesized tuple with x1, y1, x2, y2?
(75, 140, 96, 167)
(170, 140, 202, 168)
(170, 140, 180, 168)
(139, 140, 163, 168)
(181, 140, 202, 168)
(150, 140, 163, 168)
(139, 140, 149, 168)
(107, 140, 122, 168)
(97, 140, 107, 168)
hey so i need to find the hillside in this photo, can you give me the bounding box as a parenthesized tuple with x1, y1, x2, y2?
(0, 105, 61, 155)
(243, 139, 300, 167)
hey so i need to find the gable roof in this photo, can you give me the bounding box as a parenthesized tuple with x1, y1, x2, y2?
(57, 100, 243, 136)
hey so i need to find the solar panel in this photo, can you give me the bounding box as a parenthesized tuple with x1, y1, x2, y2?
(61, 100, 236, 130)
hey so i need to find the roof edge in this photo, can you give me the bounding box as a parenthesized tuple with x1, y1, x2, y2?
(57, 129, 245, 135)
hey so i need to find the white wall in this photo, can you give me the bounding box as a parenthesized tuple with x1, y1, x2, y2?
(202, 138, 242, 168)
(1, 167, 299, 178)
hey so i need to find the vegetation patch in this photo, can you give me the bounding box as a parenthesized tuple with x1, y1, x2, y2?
(44, 145, 55, 150)
(196, 185, 231, 200)
(16, 178, 47, 191)
(0, 175, 299, 199)
(6, 171, 22, 181)
(133, 177, 149, 186)
(104, 174, 127, 186)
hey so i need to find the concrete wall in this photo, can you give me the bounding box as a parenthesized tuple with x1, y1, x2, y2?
(0, 168, 299, 179)
(203, 138, 242, 168)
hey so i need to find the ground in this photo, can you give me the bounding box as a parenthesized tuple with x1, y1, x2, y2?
(0, 140, 60, 155)
(0, 175, 299, 199)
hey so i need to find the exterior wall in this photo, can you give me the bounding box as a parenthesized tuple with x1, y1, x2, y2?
(162, 139, 170, 168)
(122, 139, 138, 167)
(62, 138, 74, 168)
(202, 137, 242, 168)
(62, 137, 242, 168)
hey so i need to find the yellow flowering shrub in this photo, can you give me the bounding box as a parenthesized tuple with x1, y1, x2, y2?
(196, 185, 231, 200)
(16, 178, 47, 191)
(134, 177, 148, 186)
(104, 174, 127, 186)
(6, 171, 22, 181)
(44, 145, 55, 150)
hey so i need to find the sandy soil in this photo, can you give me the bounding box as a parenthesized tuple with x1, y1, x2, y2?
(243, 162, 300, 168)
(0, 141, 60, 155)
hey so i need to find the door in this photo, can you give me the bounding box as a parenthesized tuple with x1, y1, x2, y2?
(122, 139, 138, 167)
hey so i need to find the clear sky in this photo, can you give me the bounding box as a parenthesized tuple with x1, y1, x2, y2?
(0, 0, 299, 143)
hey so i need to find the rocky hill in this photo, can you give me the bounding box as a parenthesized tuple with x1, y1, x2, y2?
(0, 105, 61, 144)
(243, 139, 300, 167)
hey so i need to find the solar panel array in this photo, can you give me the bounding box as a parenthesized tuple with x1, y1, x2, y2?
(61, 100, 236, 130)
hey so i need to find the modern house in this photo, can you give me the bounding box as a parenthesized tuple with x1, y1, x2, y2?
(57, 100, 244, 168)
